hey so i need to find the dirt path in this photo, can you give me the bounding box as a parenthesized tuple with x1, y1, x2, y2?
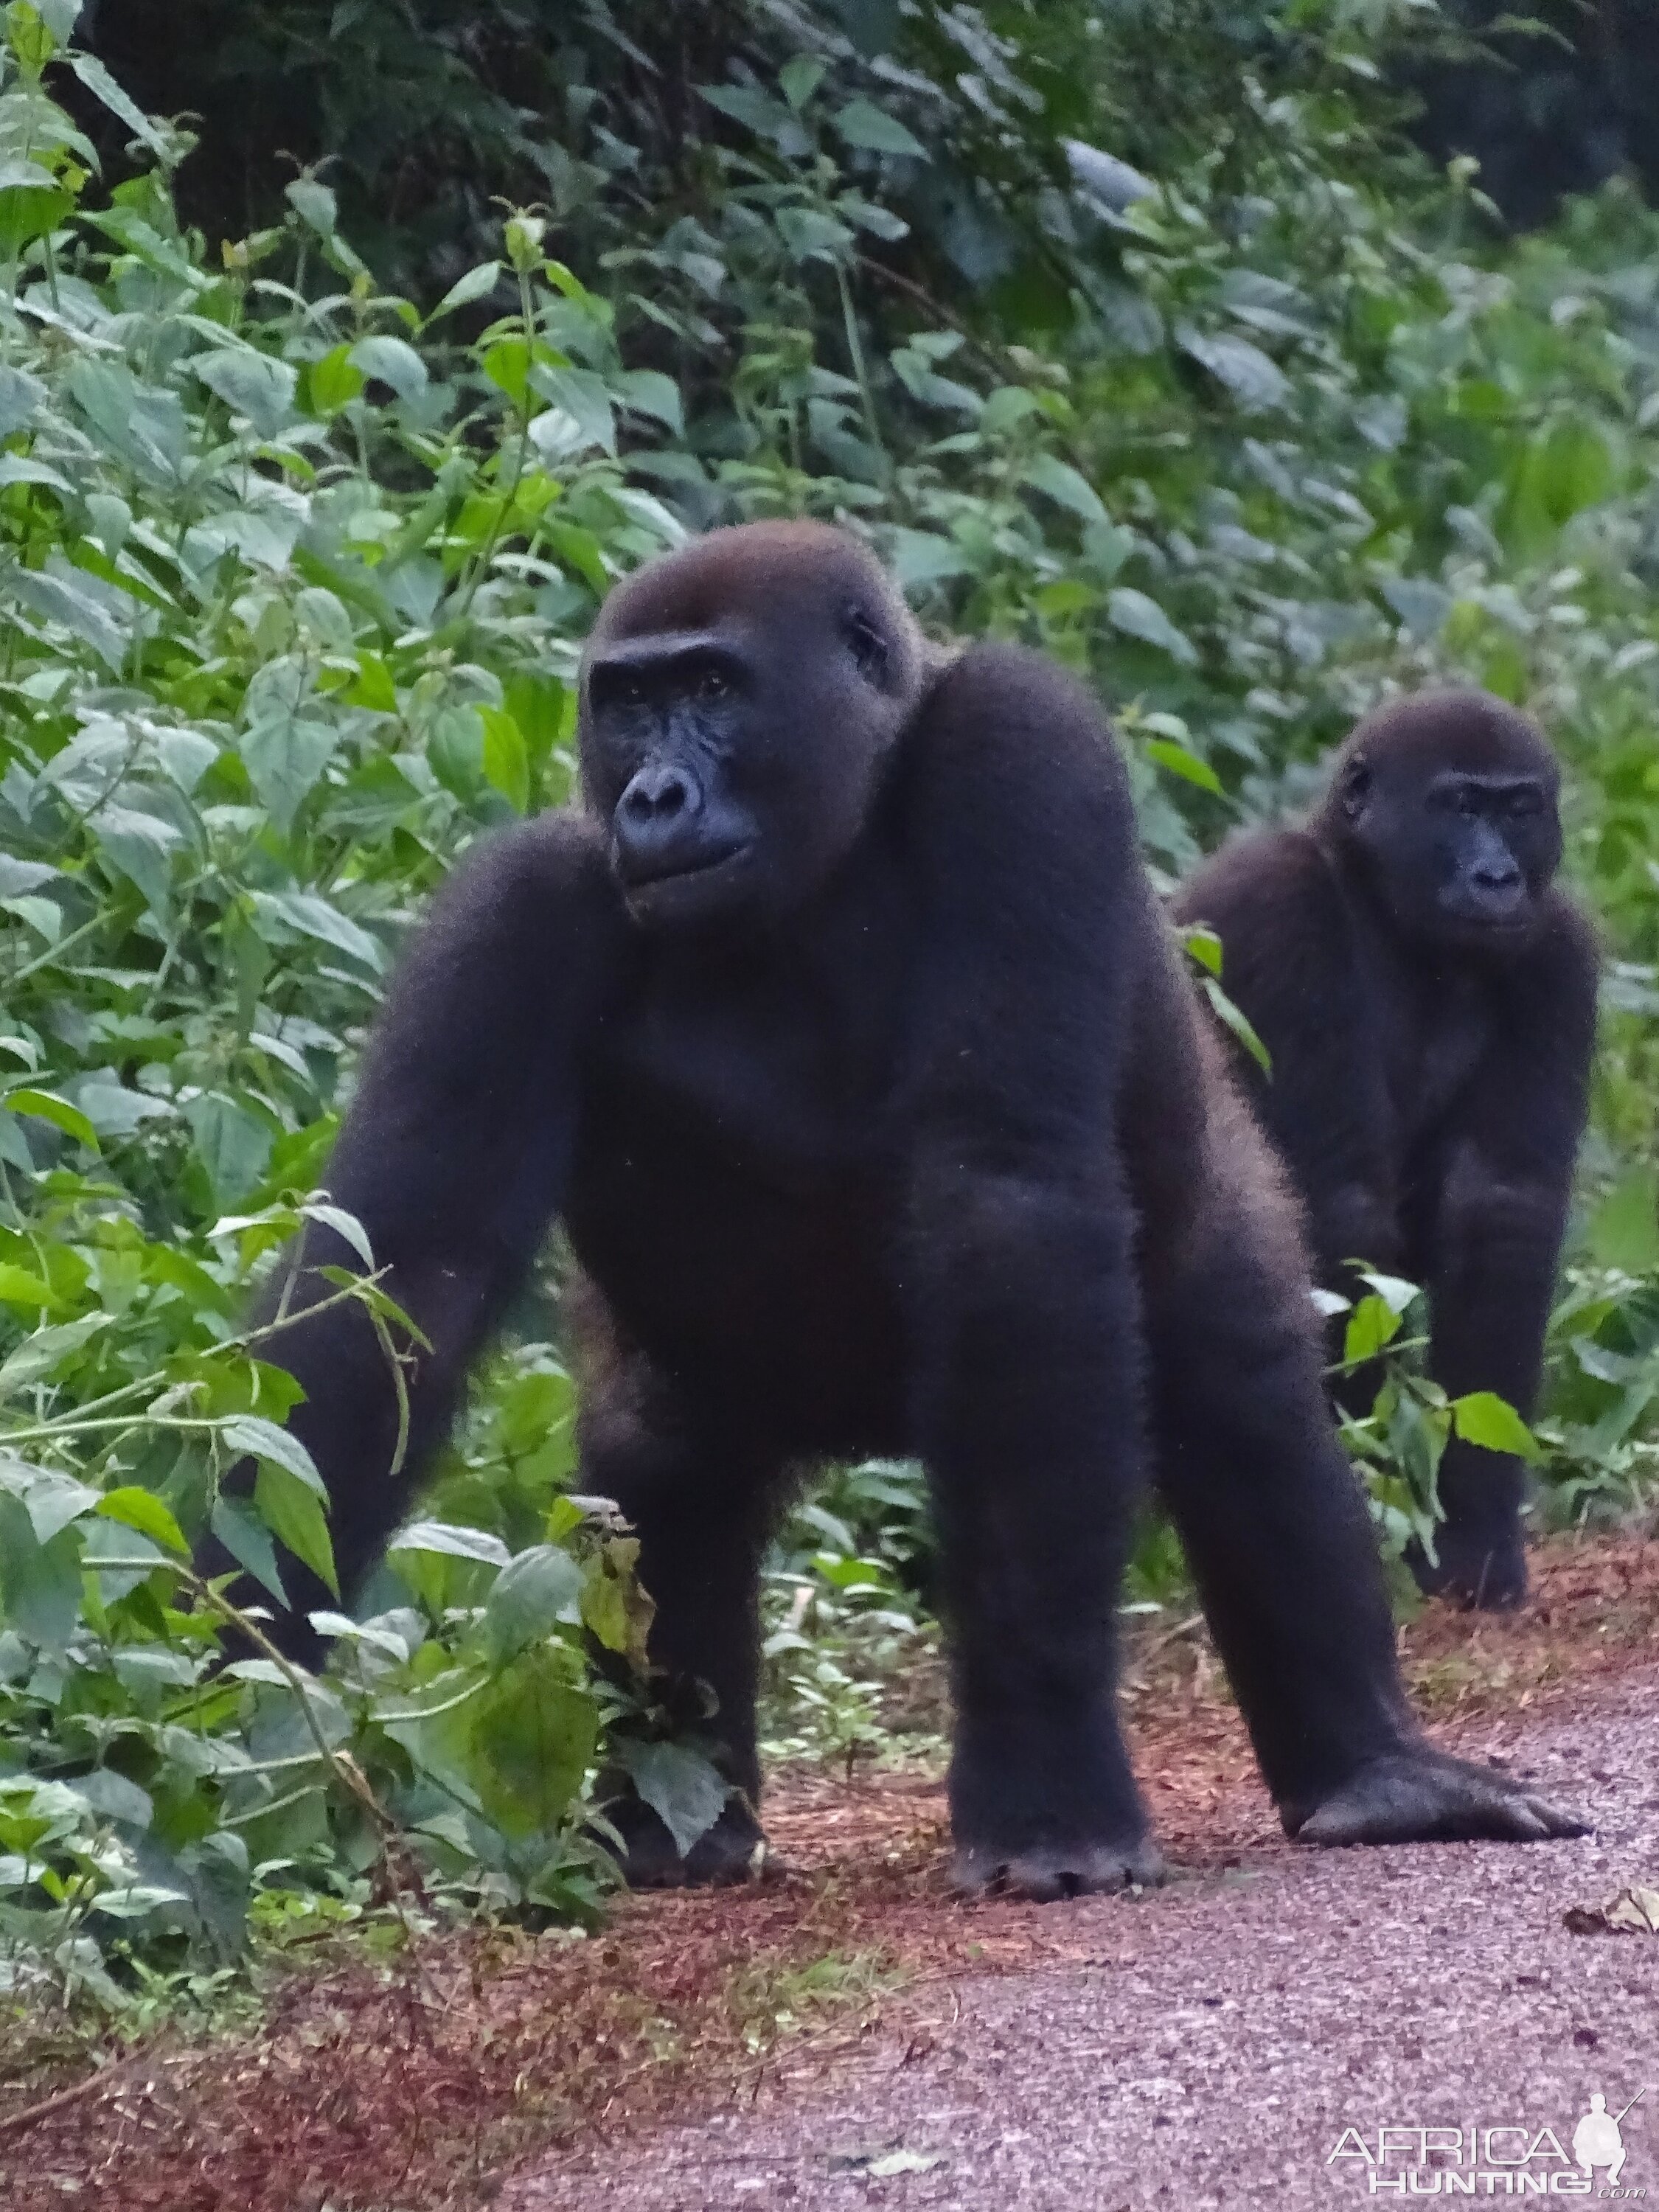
(509, 1674, 1659, 2212)
(7, 1534, 1659, 2211)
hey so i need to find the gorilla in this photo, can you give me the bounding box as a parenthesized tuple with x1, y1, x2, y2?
(241, 534, 1583, 1894)
(1174, 690, 1597, 1612)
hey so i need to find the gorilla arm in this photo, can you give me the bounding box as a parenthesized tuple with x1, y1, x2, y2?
(235, 815, 627, 1632)
(897, 644, 1166, 1896)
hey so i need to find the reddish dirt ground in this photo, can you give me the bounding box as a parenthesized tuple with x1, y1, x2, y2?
(2, 1529, 1656, 2212)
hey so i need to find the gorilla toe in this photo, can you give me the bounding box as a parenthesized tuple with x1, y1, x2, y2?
(951, 1834, 1168, 1902)
(1287, 1750, 1587, 1848)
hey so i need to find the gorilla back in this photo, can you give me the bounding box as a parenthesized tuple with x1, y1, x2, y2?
(243, 526, 1584, 1896)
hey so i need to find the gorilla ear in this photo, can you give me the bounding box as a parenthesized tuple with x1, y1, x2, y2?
(1338, 754, 1371, 823)
(842, 602, 892, 689)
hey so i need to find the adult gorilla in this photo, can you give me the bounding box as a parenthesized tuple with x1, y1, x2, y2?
(240, 532, 1583, 1894)
(1175, 692, 1597, 1612)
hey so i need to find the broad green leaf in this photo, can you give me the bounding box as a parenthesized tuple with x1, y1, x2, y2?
(254, 1464, 338, 1596)
(6, 1089, 98, 1150)
(619, 1741, 731, 1858)
(1343, 1293, 1402, 1366)
(389, 1520, 510, 1569)
(193, 347, 298, 439)
(469, 1649, 597, 1839)
(833, 99, 928, 159)
(428, 260, 502, 321)
(97, 1487, 189, 1556)
(1108, 587, 1197, 665)
(1451, 1393, 1544, 1464)
(223, 1416, 324, 1494)
(0, 1313, 107, 1393)
(1147, 739, 1225, 796)
(1022, 453, 1107, 526)
(0, 1263, 60, 1311)
(483, 1544, 583, 1666)
(1587, 1169, 1659, 1275)
(481, 707, 530, 812)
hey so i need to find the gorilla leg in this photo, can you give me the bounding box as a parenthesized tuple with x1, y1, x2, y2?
(582, 1380, 776, 1886)
(1147, 1213, 1582, 1843)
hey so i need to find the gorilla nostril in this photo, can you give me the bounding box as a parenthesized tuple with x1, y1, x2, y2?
(622, 765, 698, 825)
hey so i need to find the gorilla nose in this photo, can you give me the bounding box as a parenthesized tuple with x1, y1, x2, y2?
(621, 761, 699, 828)
(613, 762, 712, 885)
(1473, 857, 1522, 892)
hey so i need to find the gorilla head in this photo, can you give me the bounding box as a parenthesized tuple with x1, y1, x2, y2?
(1321, 689, 1564, 953)
(579, 521, 933, 927)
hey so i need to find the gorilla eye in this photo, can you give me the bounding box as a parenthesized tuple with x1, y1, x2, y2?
(1455, 789, 1482, 818)
(695, 665, 731, 703)
(844, 605, 890, 686)
(616, 673, 646, 707)
(1509, 788, 1543, 818)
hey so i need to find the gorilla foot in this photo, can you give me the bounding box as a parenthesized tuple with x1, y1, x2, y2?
(1287, 1749, 1587, 1848)
(604, 1794, 767, 1889)
(951, 1833, 1167, 1902)
(1408, 1531, 1528, 1612)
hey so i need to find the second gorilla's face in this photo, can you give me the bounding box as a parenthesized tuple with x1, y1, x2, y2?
(577, 524, 927, 931)
(1331, 691, 1565, 954)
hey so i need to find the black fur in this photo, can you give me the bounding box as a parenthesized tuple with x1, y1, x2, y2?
(240, 538, 1585, 1893)
(1174, 689, 1598, 1612)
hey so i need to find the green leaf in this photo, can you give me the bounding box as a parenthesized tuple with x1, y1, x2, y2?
(193, 348, 298, 440)
(1177, 326, 1291, 411)
(428, 260, 502, 321)
(1021, 453, 1107, 527)
(1200, 975, 1271, 1077)
(97, 1487, 189, 1556)
(1107, 587, 1197, 665)
(480, 708, 530, 813)
(833, 99, 928, 159)
(254, 1464, 338, 1597)
(248, 891, 383, 973)
(619, 1741, 731, 1858)
(349, 335, 428, 403)
(1146, 739, 1224, 797)
(482, 1544, 583, 1666)
(210, 1494, 287, 1605)
(1451, 1392, 1543, 1463)
(0, 1313, 108, 1394)
(0, 1263, 60, 1311)
(468, 1649, 597, 1840)
(611, 369, 684, 436)
(0, 1493, 80, 1650)
(1343, 1293, 1403, 1366)
(5, 1089, 99, 1151)
(307, 344, 365, 417)
(1587, 1169, 1659, 1275)
(222, 1416, 324, 1495)
(389, 1520, 510, 1569)
(779, 55, 826, 111)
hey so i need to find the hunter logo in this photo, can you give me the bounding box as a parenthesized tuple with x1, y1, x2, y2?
(1329, 2095, 1646, 2197)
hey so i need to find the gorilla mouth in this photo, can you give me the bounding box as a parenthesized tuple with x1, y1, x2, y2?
(616, 839, 753, 894)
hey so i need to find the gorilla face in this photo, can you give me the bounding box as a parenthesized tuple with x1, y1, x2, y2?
(579, 524, 928, 928)
(1329, 691, 1565, 954)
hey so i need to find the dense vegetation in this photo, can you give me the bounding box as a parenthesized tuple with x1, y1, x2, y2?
(1, 0, 1658, 2008)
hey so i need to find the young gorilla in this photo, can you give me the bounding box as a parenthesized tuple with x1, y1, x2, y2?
(1173, 692, 1597, 1613)
(245, 532, 1583, 1894)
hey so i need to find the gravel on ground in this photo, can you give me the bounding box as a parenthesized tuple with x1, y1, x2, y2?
(509, 1671, 1659, 2212)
